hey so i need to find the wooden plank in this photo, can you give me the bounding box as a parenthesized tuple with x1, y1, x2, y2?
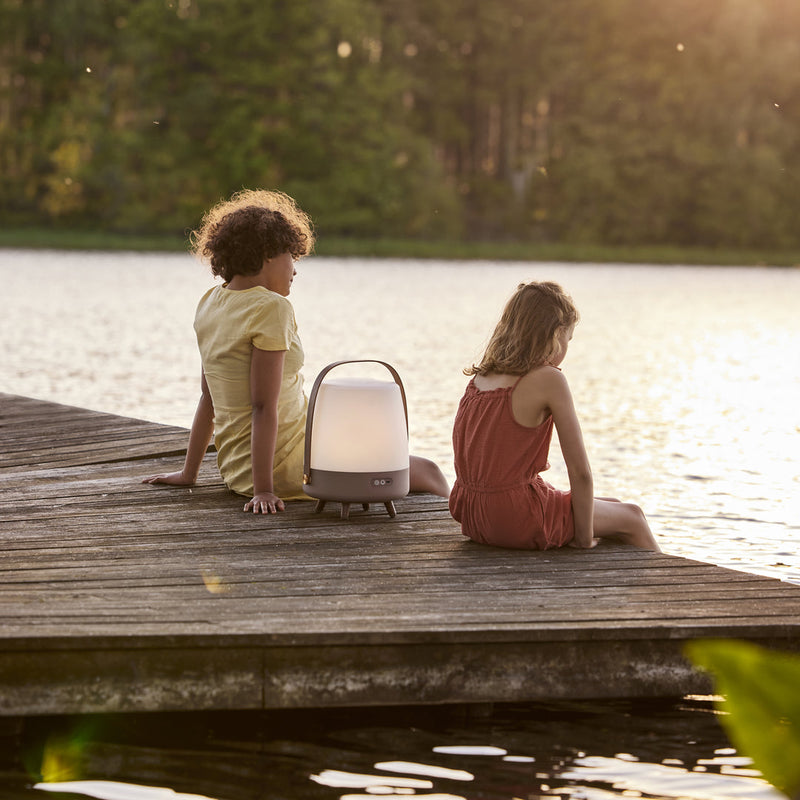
(1, 393, 800, 715)
(0, 393, 196, 468)
(0, 638, 713, 716)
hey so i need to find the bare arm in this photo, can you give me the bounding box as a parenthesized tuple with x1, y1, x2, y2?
(544, 369, 597, 548)
(243, 347, 286, 514)
(142, 371, 214, 486)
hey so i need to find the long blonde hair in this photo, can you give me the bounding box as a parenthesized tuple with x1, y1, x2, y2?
(467, 281, 579, 376)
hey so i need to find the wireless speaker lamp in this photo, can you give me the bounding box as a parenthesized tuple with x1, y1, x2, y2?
(303, 360, 410, 519)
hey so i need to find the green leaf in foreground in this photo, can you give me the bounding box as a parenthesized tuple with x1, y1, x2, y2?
(686, 639, 800, 797)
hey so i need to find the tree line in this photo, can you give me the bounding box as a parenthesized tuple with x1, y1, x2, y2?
(1, 0, 798, 248)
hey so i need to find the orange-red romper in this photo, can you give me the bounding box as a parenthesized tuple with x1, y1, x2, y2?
(449, 378, 575, 549)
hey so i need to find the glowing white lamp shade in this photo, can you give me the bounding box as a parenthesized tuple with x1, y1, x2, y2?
(303, 361, 410, 519)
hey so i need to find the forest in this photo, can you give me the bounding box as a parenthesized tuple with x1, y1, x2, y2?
(1, 0, 799, 249)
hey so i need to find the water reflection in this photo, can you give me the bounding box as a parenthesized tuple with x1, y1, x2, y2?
(372, 761, 473, 781)
(561, 755, 781, 798)
(3, 700, 782, 800)
(310, 768, 434, 791)
(433, 745, 508, 756)
(35, 781, 218, 800)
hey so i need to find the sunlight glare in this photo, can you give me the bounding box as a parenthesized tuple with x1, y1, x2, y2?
(561, 756, 783, 799)
(309, 769, 432, 789)
(374, 761, 474, 781)
(432, 745, 507, 756)
(34, 781, 217, 800)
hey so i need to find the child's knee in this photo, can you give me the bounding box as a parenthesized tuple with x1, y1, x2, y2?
(409, 455, 450, 497)
(622, 502, 647, 529)
(410, 455, 433, 479)
(629, 501, 645, 518)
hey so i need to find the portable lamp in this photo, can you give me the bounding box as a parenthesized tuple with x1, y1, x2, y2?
(303, 360, 410, 519)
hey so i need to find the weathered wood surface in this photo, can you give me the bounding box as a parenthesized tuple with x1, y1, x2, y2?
(2, 392, 799, 715)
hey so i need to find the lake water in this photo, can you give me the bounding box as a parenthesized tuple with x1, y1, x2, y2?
(2, 249, 799, 799)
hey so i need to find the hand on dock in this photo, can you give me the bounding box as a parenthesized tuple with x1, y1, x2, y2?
(244, 492, 286, 514)
(568, 537, 600, 549)
(142, 471, 196, 487)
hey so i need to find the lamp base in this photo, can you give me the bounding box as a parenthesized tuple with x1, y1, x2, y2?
(303, 467, 409, 501)
(313, 499, 397, 520)
(304, 468, 409, 520)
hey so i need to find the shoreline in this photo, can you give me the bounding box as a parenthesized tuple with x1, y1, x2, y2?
(1, 228, 798, 267)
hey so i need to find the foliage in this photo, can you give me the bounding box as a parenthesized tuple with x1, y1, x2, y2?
(1, 0, 799, 247)
(686, 639, 800, 798)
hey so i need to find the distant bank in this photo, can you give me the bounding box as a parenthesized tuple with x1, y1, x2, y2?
(1, 228, 798, 267)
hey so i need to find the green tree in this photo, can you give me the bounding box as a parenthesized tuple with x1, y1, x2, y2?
(0, 0, 126, 223)
(90, 0, 459, 237)
(2, 0, 800, 248)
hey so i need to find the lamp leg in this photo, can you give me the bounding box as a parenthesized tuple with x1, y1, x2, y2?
(314, 500, 326, 514)
(340, 502, 351, 520)
(384, 501, 397, 518)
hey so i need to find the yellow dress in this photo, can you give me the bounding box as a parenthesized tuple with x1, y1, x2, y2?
(194, 285, 308, 499)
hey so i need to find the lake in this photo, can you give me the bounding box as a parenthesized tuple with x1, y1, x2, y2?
(2, 249, 799, 799)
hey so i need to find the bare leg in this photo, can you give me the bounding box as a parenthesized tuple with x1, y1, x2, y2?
(409, 455, 450, 498)
(593, 498, 661, 552)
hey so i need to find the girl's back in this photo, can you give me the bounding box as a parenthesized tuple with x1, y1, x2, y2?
(473, 366, 559, 429)
(449, 370, 574, 550)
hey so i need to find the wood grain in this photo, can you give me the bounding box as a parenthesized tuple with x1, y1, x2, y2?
(2, 392, 799, 714)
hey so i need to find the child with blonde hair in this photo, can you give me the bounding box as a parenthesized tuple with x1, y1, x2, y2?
(449, 281, 660, 551)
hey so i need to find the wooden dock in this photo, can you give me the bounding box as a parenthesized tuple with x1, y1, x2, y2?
(2, 393, 799, 717)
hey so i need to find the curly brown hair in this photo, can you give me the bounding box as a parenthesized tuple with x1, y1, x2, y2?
(191, 189, 315, 282)
(466, 281, 580, 376)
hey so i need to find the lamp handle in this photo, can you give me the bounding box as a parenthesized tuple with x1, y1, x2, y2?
(303, 360, 409, 482)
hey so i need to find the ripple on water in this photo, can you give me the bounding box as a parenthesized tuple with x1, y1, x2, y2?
(6, 700, 779, 800)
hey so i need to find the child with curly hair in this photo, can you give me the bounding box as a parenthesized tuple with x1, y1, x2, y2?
(144, 189, 448, 512)
(449, 281, 659, 551)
